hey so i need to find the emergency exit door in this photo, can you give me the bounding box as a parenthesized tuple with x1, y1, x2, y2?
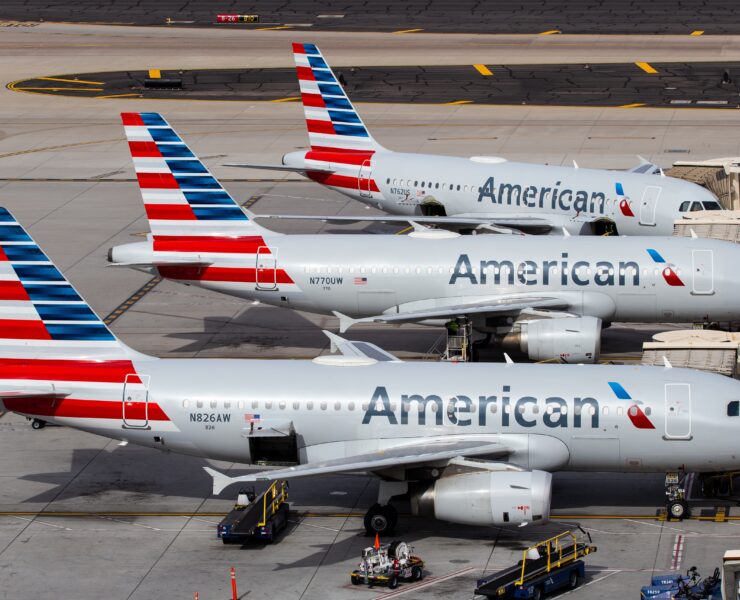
(664, 383, 691, 440)
(358, 160, 373, 198)
(691, 249, 714, 295)
(122, 374, 150, 429)
(255, 246, 277, 290)
(639, 186, 661, 226)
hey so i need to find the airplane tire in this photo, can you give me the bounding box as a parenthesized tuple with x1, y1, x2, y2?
(364, 504, 397, 536)
(668, 500, 689, 520)
(411, 566, 423, 581)
(31, 419, 46, 430)
(388, 575, 399, 590)
(569, 569, 581, 589)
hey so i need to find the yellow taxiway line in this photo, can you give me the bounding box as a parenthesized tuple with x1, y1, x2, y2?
(38, 76, 104, 85)
(393, 28, 424, 34)
(690, 30, 704, 36)
(473, 64, 493, 76)
(636, 61, 658, 74)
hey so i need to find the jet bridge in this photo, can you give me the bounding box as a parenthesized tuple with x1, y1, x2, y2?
(642, 330, 740, 377)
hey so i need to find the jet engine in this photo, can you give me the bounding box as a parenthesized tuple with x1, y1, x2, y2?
(410, 470, 551, 526)
(500, 316, 602, 363)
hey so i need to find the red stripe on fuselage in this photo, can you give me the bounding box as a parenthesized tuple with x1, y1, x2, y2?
(307, 172, 380, 192)
(158, 266, 294, 284)
(121, 113, 144, 126)
(137, 172, 179, 189)
(129, 141, 162, 158)
(153, 236, 269, 254)
(0, 281, 28, 301)
(0, 359, 138, 382)
(3, 397, 169, 421)
(305, 150, 374, 166)
(0, 320, 51, 340)
(309, 145, 377, 154)
(145, 204, 196, 221)
(296, 66, 315, 81)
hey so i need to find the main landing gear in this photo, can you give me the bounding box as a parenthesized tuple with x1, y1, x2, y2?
(30, 418, 46, 430)
(364, 481, 407, 535)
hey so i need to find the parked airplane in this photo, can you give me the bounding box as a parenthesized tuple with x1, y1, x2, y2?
(2, 207, 739, 532)
(111, 112, 740, 363)
(226, 43, 723, 236)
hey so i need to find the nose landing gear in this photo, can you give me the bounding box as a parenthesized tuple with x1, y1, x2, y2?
(364, 504, 399, 536)
(665, 471, 689, 520)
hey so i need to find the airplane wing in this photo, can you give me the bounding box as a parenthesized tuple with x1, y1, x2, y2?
(333, 296, 569, 332)
(322, 330, 402, 362)
(253, 213, 553, 234)
(204, 438, 510, 493)
(223, 163, 335, 174)
(627, 155, 661, 175)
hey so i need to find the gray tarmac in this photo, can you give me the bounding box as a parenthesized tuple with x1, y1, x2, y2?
(1, 0, 739, 35)
(1, 23, 739, 600)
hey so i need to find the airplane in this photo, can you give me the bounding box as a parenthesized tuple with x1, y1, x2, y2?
(111, 112, 740, 363)
(3, 206, 740, 533)
(225, 43, 724, 236)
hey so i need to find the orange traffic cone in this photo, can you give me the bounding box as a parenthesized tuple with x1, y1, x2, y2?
(374, 532, 380, 550)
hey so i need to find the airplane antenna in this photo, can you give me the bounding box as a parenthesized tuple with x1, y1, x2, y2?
(407, 220, 429, 232)
(573, 160, 579, 169)
(659, 168, 666, 178)
(689, 228, 698, 239)
(662, 355, 673, 369)
(561, 227, 571, 237)
(503, 353, 514, 365)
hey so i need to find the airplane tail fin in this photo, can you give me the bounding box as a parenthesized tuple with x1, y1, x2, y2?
(121, 112, 274, 240)
(292, 43, 385, 153)
(0, 207, 140, 362)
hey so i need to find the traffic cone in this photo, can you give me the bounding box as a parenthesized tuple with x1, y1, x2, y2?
(374, 532, 380, 550)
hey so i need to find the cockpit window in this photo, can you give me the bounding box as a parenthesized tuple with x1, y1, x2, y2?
(728, 401, 739, 417)
(689, 202, 704, 212)
(679, 201, 690, 212)
(702, 201, 722, 211)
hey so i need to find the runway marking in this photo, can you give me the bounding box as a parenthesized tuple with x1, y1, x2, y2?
(392, 28, 424, 34)
(148, 69, 161, 79)
(540, 29, 562, 35)
(619, 103, 647, 108)
(444, 100, 474, 105)
(636, 61, 659, 74)
(0, 138, 121, 160)
(473, 64, 493, 76)
(670, 533, 685, 570)
(373, 566, 476, 599)
(97, 93, 142, 99)
(38, 76, 104, 85)
(270, 96, 300, 102)
(103, 276, 162, 326)
(691, 30, 704, 36)
(13, 86, 104, 92)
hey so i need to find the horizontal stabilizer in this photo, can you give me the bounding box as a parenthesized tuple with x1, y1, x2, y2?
(223, 163, 334, 174)
(204, 439, 509, 494)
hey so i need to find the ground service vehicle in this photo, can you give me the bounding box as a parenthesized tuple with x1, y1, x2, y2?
(351, 539, 424, 589)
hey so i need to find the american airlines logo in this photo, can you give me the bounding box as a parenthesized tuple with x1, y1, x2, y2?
(449, 253, 640, 287)
(608, 382, 655, 429)
(477, 177, 608, 215)
(362, 385, 602, 428)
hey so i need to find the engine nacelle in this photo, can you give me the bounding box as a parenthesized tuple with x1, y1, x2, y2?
(502, 316, 602, 363)
(411, 470, 552, 526)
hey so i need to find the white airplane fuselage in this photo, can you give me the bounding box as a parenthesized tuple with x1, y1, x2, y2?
(284, 150, 720, 236)
(113, 233, 740, 325)
(6, 360, 740, 474)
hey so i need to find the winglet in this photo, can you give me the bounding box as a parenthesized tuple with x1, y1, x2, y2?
(562, 227, 571, 237)
(504, 353, 514, 365)
(203, 467, 237, 495)
(332, 311, 358, 333)
(322, 329, 343, 353)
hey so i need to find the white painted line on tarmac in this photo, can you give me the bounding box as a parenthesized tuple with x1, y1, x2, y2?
(670, 534, 684, 570)
(11, 515, 72, 531)
(373, 566, 476, 599)
(558, 569, 622, 597)
(288, 518, 341, 533)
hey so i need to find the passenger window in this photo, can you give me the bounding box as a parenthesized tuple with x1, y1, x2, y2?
(320, 401, 327, 410)
(728, 401, 739, 417)
(279, 400, 286, 410)
(348, 402, 355, 411)
(449, 184, 453, 190)
(293, 401, 299, 410)
(252, 400, 258, 409)
(421, 181, 425, 187)
(183, 399, 190, 408)
(307, 401, 314, 410)
(457, 185, 461, 191)
(237, 400, 244, 409)
(386, 178, 390, 184)
(602, 406, 609, 416)
(334, 401, 341, 411)
(435, 183, 439, 189)
(414, 180, 418, 186)
(224, 401, 231, 409)
(196, 400, 203, 409)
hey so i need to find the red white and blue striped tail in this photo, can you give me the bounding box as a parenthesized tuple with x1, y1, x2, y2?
(292, 43, 384, 153)
(0, 208, 134, 361)
(122, 112, 270, 238)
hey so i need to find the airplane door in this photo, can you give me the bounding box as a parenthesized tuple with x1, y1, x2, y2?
(122, 374, 150, 429)
(255, 246, 277, 290)
(691, 249, 714, 295)
(664, 383, 691, 440)
(639, 186, 661, 226)
(358, 159, 373, 198)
